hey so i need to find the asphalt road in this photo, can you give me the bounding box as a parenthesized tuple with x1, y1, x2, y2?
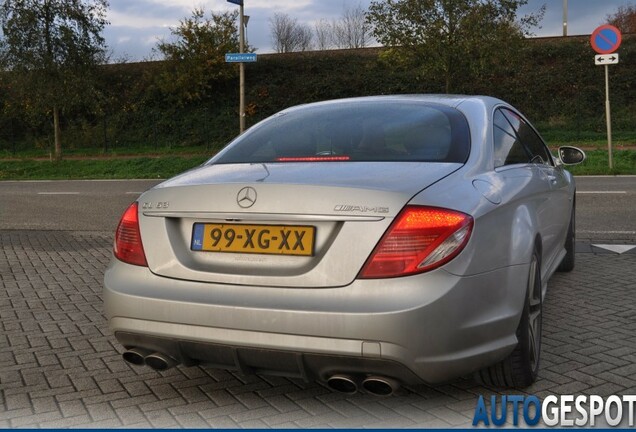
(574, 176, 636, 241)
(0, 179, 160, 231)
(0, 176, 634, 240)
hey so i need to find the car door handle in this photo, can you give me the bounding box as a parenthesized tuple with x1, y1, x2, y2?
(547, 175, 557, 184)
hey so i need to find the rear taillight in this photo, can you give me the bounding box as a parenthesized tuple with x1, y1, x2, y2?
(358, 206, 473, 279)
(114, 202, 148, 267)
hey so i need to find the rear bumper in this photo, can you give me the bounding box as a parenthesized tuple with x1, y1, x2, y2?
(104, 260, 529, 384)
(114, 330, 423, 384)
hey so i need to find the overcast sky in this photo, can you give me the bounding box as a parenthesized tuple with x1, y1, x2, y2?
(104, 0, 634, 62)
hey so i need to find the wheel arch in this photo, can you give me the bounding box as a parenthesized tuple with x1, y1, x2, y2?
(534, 233, 543, 261)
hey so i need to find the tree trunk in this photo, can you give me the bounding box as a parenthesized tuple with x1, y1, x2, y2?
(53, 106, 62, 160)
(445, 54, 452, 94)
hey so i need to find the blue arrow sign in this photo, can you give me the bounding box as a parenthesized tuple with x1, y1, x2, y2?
(225, 53, 257, 63)
(226, 0, 243, 5)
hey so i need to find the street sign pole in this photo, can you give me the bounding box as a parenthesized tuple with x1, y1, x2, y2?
(562, 0, 568, 36)
(239, 3, 246, 134)
(605, 64, 613, 169)
(590, 24, 622, 170)
(227, 0, 247, 134)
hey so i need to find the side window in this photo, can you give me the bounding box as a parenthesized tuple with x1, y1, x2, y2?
(502, 109, 553, 166)
(493, 109, 529, 167)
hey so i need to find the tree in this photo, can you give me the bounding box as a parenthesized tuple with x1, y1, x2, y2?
(295, 25, 313, 52)
(333, 2, 372, 49)
(314, 19, 333, 50)
(367, 0, 543, 93)
(270, 13, 312, 53)
(155, 8, 242, 104)
(0, 0, 109, 159)
(606, 4, 636, 33)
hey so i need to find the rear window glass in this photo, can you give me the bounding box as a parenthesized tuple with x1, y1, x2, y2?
(210, 101, 470, 164)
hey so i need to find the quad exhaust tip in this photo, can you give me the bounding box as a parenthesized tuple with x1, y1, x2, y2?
(122, 348, 153, 366)
(144, 352, 178, 371)
(326, 375, 358, 394)
(326, 374, 400, 396)
(362, 376, 399, 396)
(122, 348, 178, 371)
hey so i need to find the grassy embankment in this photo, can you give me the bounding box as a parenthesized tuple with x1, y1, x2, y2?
(0, 156, 209, 180)
(0, 148, 633, 180)
(0, 124, 633, 180)
(1, 36, 634, 179)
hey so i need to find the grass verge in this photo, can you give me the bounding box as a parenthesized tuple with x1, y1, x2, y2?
(540, 129, 636, 150)
(0, 145, 216, 160)
(0, 156, 209, 180)
(0, 151, 633, 180)
(568, 150, 636, 176)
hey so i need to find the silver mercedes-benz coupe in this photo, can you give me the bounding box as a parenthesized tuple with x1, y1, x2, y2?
(104, 95, 585, 395)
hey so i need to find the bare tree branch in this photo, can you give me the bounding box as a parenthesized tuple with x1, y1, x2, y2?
(314, 19, 333, 50)
(270, 13, 313, 53)
(606, 4, 636, 33)
(333, 2, 372, 49)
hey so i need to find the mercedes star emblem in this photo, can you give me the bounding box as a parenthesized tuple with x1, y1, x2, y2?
(237, 187, 257, 208)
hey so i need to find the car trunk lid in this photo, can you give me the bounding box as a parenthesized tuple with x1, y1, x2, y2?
(138, 162, 461, 287)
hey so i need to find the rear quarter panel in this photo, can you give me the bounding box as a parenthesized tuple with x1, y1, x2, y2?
(409, 167, 538, 277)
(409, 98, 544, 277)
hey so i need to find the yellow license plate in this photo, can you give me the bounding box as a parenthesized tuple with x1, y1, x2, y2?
(191, 223, 315, 256)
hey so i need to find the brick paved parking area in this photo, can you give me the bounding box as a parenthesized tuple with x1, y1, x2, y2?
(1, 230, 636, 428)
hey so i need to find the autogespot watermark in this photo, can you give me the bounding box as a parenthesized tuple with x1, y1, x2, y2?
(473, 395, 636, 427)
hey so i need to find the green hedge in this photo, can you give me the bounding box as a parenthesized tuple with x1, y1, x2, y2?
(1, 36, 634, 156)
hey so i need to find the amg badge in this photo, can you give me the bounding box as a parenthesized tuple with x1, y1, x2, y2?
(334, 205, 389, 214)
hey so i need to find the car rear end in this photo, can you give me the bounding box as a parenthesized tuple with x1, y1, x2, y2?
(104, 97, 524, 392)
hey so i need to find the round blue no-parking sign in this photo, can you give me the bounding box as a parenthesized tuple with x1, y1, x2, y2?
(590, 25, 622, 54)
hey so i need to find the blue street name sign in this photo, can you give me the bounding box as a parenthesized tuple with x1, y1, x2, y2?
(226, 0, 243, 5)
(225, 53, 257, 63)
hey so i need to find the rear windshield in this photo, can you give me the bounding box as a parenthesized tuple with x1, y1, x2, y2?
(211, 101, 471, 164)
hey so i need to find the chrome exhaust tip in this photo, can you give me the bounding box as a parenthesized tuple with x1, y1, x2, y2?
(144, 352, 178, 371)
(122, 348, 153, 366)
(361, 376, 399, 396)
(326, 375, 358, 394)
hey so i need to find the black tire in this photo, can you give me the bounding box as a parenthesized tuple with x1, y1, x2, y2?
(557, 204, 575, 272)
(475, 249, 542, 388)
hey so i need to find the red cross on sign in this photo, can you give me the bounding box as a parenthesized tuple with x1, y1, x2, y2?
(590, 25, 622, 55)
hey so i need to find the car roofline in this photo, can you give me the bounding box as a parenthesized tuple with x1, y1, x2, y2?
(279, 95, 504, 113)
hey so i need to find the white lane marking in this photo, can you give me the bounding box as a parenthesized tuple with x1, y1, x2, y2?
(575, 175, 636, 178)
(576, 191, 627, 194)
(580, 230, 636, 235)
(38, 191, 145, 195)
(592, 244, 636, 254)
(2, 179, 161, 183)
(68, 179, 163, 182)
(3, 180, 53, 183)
